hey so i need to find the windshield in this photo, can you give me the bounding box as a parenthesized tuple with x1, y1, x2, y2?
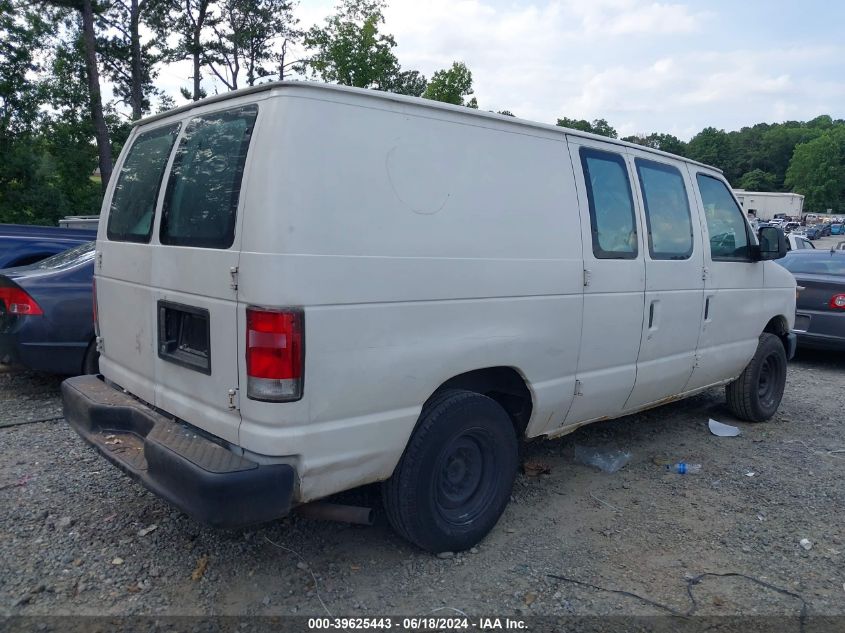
(32, 241, 96, 270)
(780, 253, 845, 276)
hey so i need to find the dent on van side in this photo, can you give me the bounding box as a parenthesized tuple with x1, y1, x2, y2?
(60, 81, 796, 553)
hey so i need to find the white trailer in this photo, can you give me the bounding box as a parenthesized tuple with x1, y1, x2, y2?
(733, 190, 804, 221)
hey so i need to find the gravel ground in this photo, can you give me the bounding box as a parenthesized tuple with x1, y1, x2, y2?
(1, 348, 843, 621)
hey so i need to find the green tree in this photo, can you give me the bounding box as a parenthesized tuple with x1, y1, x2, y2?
(204, 0, 300, 89)
(785, 130, 845, 212)
(0, 0, 66, 224)
(422, 61, 475, 107)
(41, 29, 103, 218)
(153, 0, 217, 101)
(302, 0, 399, 89)
(381, 69, 427, 97)
(687, 127, 733, 177)
(757, 125, 821, 189)
(622, 132, 686, 155)
(556, 117, 617, 138)
(97, 0, 161, 119)
(738, 168, 778, 191)
(46, 0, 114, 187)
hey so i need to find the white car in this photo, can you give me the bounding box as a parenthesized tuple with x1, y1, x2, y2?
(787, 234, 815, 251)
(61, 82, 797, 552)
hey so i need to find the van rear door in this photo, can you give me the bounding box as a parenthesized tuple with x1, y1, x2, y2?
(98, 104, 259, 446)
(151, 105, 258, 445)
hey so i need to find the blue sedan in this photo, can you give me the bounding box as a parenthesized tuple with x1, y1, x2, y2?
(0, 242, 97, 375)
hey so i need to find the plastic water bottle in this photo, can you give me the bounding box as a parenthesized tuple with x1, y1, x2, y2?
(666, 462, 701, 474)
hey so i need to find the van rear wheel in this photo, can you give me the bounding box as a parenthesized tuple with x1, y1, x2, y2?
(725, 333, 787, 422)
(382, 389, 518, 553)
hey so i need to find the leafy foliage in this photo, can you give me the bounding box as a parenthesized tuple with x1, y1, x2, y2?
(422, 61, 475, 107)
(622, 132, 686, 156)
(738, 168, 778, 191)
(303, 0, 399, 89)
(204, 0, 300, 89)
(97, 0, 162, 119)
(556, 117, 617, 139)
(785, 129, 845, 212)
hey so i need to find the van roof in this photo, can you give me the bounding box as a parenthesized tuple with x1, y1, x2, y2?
(136, 80, 720, 173)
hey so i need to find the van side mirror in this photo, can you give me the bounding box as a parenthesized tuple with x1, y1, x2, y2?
(757, 226, 787, 261)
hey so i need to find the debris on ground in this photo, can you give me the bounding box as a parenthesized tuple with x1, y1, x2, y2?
(665, 462, 702, 475)
(574, 445, 631, 473)
(799, 538, 813, 551)
(708, 418, 741, 437)
(137, 524, 158, 537)
(191, 555, 209, 581)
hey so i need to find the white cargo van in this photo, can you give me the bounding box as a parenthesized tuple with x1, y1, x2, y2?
(63, 82, 796, 552)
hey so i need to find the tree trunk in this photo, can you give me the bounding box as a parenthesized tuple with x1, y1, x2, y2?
(130, 0, 142, 119)
(192, 49, 201, 100)
(81, 0, 113, 188)
(191, 0, 208, 101)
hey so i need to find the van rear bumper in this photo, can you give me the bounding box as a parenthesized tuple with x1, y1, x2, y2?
(61, 375, 295, 529)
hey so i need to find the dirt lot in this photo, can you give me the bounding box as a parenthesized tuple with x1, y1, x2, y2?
(1, 348, 844, 624)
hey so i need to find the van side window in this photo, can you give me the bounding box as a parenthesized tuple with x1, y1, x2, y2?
(580, 148, 637, 259)
(160, 105, 258, 249)
(635, 159, 693, 260)
(696, 174, 751, 261)
(107, 124, 180, 243)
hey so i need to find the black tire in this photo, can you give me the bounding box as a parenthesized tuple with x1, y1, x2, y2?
(82, 340, 99, 375)
(382, 389, 518, 553)
(725, 333, 787, 422)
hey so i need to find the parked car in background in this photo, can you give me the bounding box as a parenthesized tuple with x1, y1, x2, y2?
(802, 226, 822, 240)
(831, 223, 844, 235)
(0, 242, 97, 374)
(787, 234, 815, 251)
(777, 250, 845, 351)
(783, 222, 801, 233)
(817, 223, 832, 237)
(0, 224, 96, 268)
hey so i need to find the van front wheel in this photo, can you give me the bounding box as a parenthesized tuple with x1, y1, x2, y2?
(726, 333, 787, 422)
(382, 390, 518, 553)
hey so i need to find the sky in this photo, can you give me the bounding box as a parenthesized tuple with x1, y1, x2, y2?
(150, 0, 845, 141)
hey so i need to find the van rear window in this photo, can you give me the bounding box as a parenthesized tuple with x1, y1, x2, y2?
(159, 105, 258, 249)
(107, 124, 180, 243)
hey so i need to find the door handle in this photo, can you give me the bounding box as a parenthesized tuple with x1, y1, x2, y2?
(648, 301, 656, 329)
(705, 297, 711, 321)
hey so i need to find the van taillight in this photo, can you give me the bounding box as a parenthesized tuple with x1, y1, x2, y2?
(0, 285, 43, 315)
(246, 307, 303, 402)
(830, 294, 845, 310)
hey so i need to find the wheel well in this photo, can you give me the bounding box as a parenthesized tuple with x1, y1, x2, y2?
(428, 367, 533, 437)
(763, 316, 790, 350)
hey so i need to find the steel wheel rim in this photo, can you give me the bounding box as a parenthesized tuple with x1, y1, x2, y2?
(758, 352, 783, 408)
(434, 429, 497, 526)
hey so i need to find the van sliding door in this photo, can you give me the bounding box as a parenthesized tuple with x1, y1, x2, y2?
(563, 140, 646, 426)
